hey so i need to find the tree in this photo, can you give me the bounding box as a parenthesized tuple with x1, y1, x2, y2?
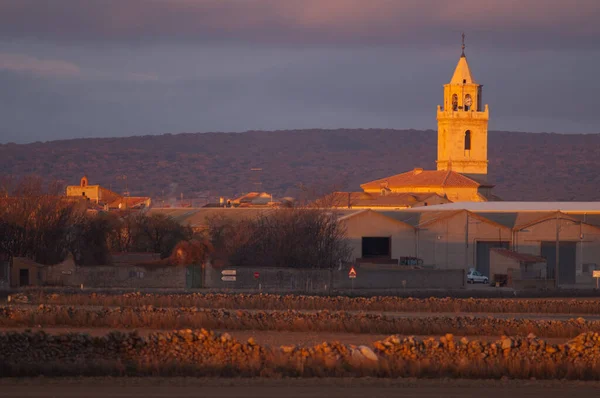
(105, 211, 144, 253)
(136, 213, 193, 258)
(169, 238, 214, 266)
(0, 176, 87, 265)
(68, 212, 112, 266)
(205, 208, 351, 269)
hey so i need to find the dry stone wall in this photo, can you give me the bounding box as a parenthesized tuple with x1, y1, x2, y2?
(2, 329, 600, 379)
(0, 305, 598, 338)
(25, 292, 600, 314)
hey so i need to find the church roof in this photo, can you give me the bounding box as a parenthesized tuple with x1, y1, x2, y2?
(323, 191, 449, 208)
(450, 55, 476, 85)
(360, 169, 481, 190)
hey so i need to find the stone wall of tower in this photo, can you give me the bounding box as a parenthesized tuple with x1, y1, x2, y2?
(436, 53, 490, 180)
(437, 105, 489, 177)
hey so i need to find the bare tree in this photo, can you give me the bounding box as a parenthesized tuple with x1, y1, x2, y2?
(206, 208, 351, 269)
(0, 176, 89, 265)
(169, 238, 214, 266)
(136, 213, 193, 258)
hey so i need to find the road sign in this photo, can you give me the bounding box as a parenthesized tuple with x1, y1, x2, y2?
(348, 266, 357, 279)
(254, 272, 260, 279)
(221, 270, 237, 276)
(221, 276, 236, 282)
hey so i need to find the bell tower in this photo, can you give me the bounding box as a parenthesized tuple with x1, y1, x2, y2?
(437, 34, 489, 181)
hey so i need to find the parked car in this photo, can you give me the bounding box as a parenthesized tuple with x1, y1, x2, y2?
(467, 269, 489, 284)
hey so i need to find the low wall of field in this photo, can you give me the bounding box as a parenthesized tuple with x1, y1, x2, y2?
(2, 329, 600, 379)
(49, 265, 187, 289)
(334, 264, 465, 290)
(205, 265, 331, 293)
(205, 265, 465, 292)
(512, 278, 556, 290)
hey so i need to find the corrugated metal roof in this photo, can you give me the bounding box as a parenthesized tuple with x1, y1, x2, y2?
(473, 212, 519, 228)
(149, 208, 272, 228)
(377, 210, 424, 227)
(149, 208, 364, 228)
(568, 214, 600, 228)
(418, 202, 600, 213)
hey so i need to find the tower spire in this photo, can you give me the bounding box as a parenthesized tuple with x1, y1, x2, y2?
(461, 32, 466, 57)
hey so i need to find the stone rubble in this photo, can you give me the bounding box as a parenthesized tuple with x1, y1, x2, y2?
(26, 292, 600, 314)
(0, 305, 598, 338)
(2, 329, 600, 379)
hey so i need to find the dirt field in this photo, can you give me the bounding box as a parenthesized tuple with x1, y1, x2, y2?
(3, 292, 600, 381)
(1, 378, 600, 398)
(0, 327, 569, 346)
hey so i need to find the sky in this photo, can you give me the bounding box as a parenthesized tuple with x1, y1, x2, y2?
(0, 0, 599, 144)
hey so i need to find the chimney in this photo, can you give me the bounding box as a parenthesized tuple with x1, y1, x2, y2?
(413, 168, 424, 175)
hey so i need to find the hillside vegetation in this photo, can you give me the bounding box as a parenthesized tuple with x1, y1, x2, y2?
(1, 129, 598, 201)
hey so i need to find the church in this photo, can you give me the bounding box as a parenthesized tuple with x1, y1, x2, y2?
(327, 38, 499, 209)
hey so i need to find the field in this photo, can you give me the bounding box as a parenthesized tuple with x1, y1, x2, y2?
(2, 378, 600, 398)
(2, 290, 600, 391)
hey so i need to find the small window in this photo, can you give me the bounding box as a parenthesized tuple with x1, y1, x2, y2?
(464, 130, 471, 150)
(464, 94, 472, 111)
(452, 94, 458, 111)
(463, 79, 466, 84)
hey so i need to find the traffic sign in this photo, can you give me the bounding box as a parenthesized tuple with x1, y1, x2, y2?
(221, 270, 237, 276)
(221, 276, 236, 282)
(348, 266, 357, 279)
(254, 272, 260, 279)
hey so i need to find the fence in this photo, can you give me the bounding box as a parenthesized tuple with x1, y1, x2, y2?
(204, 264, 465, 292)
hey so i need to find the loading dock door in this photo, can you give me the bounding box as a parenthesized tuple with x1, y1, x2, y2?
(19, 269, 29, 286)
(476, 241, 509, 277)
(541, 242, 576, 285)
(362, 237, 391, 259)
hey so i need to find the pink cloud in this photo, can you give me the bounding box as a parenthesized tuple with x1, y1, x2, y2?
(0, 53, 81, 77)
(0, 0, 598, 48)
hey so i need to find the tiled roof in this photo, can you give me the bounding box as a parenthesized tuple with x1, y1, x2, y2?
(360, 169, 480, 190)
(107, 196, 150, 209)
(324, 191, 448, 208)
(491, 248, 546, 264)
(377, 210, 464, 227)
(233, 192, 272, 204)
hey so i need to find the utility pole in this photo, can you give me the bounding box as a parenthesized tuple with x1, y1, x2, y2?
(465, 212, 469, 269)
(555, 211, 560, 288)
(117, 175, 129, 197)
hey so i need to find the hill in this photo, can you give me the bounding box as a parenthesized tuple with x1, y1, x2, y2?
(1, 129, 599, 202)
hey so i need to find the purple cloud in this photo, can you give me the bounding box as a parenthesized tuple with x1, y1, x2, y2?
(0, 53, 81, 77)
(0, 0, 598, 48)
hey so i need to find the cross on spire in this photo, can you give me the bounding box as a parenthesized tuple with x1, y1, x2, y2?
(461, 32, 466, 57)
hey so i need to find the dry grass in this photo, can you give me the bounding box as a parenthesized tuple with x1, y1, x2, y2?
(20, 291, 600, 314)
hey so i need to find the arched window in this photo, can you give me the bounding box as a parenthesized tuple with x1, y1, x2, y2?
(464, 130, 471, 150)
(452, 94, 458, 111)
(464, 94, 472, 111)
